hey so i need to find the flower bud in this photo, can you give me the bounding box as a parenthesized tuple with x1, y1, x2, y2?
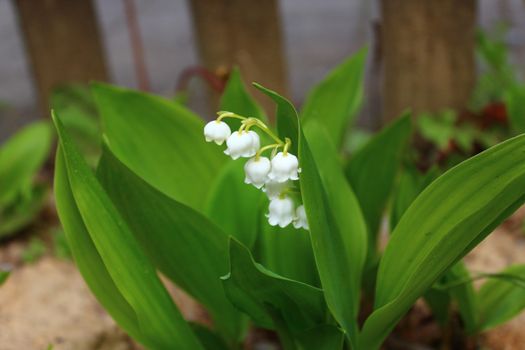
(293, 205, 309, 230)
(268, 152, 300, 183)
(244, 157, 271, 188)
(224, 130, 260, 160)
(204, 120, 231, 145)
(267, 196, 295, 228)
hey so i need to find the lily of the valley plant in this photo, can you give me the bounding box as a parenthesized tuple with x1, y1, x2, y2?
(53, 49, 525, 350)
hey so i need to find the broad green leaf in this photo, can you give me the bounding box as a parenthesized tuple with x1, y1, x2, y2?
(55, 147, 145, 345)
(53, 113, 202, 349)
(0, 185, 48, 239)
(220, 67, 266, 122)
(259, 220, 319, 287)
(359, 134, 525, 350)
(301, 48, 367, 147)
(251, 84, 320, 287)
(97, 147, 243, 341)
(253, 83, 299, 155)
(304, 121, 367, 303)
(0, 121, 52, 206)
(477, 264, 525, 332)
(299, 122, 365, 348)
(253, 83, 365, 347)
(390, 165, 439, 230)
(346, 113, 411, 260)
(222, 238, 333, 345)
(91, 82, 224, 211)
(205, 155, 265, 249)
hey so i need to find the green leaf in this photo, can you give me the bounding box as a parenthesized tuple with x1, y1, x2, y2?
(0, 270, 9, 286)
(477, 264, 525, 332)
(97, 147, 243, 341)
(425, 261, 478, 331)
(417, 111, 456, 149)
(359, 134, 525, 350)
(346, 113, 411, 260)
(259, 221, 319, 287)
(304, 120, 367, 292)
(91, 82, 224, 211)
(423, 287, 451, 326)
(390, 165, 439, 230)
(222, 239, 332, 344)
(205, 160, 264, 249)
(53, 112, 202, 349)
(253, 84, 363, 347)
(295, 324, 345, 350)
(504, 85, 525, 134)
(220, 67, 266, 122)
(447, 262, 477, 334)
(190, 323, 230, 350)
(253, 83, 299, 155)
(0, 185, 48, 239)
(55, 147, 144, 344)
(0, 121, 52, 206)
(248, 83, 321, 288)
(299, 122, 366, 348)
(51, 84, 101, 166)
(301, 48, 367, 147)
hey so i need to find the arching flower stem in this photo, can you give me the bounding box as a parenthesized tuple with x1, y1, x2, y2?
(255, 144, 282, 160)
(217, 111, 285, 146)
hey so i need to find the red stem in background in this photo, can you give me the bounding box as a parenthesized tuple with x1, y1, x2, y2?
(123, 0, 151, 91)
(175, 66, 228, 94)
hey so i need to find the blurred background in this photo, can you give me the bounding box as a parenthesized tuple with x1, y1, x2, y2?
(2, 0, 525, 140)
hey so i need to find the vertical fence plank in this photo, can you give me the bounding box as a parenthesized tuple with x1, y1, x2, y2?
(381, 0, 477, 122)
(189, 0, 288, 113)
(14, 0, 108, 114)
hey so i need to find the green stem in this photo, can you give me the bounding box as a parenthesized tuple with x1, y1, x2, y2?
(283, 137, 291, 155)
(252, 119, 283, 145)
(216, 111, 246, 122)
(255, 144, 282, 159)
(217, 111, 292, 151)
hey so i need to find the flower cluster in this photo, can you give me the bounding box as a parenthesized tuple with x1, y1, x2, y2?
(204, 111, 308, 230)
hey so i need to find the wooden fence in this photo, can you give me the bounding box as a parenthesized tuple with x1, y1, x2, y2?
(12, 0, 480, 124)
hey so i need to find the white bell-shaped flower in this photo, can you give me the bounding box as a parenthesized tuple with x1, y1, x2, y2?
(263, 180, 289, 199)
(244, 157, 271, 188)
(224, 130, 260, 159)
(268, 152, 300, 183)
(204, 120, 231, 145)
(293, 205, 309, 230)
(267, 196, 295, 228)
